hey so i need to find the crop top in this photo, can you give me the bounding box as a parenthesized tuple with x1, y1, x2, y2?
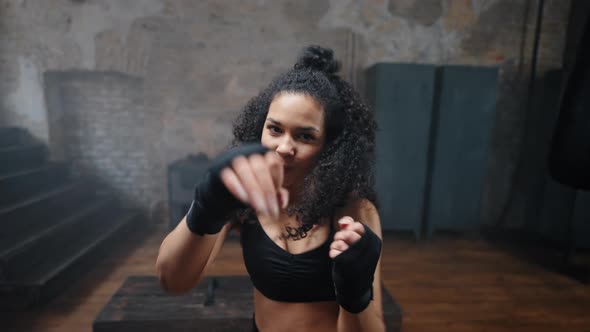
(240, 219, 337, 303)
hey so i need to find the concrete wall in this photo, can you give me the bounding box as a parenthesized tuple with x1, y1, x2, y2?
(0, 0, 572, 225)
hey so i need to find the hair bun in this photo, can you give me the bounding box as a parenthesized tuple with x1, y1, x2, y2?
(294, 45, 341, 75)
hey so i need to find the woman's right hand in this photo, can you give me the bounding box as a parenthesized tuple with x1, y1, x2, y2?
(219, 148, 288, 220)
(186, 144, 287, 235)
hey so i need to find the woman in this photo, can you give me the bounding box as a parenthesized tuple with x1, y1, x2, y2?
(156, 45, 385, 332)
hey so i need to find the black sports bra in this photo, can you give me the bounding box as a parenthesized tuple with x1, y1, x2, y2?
(240, 219, 337, 303)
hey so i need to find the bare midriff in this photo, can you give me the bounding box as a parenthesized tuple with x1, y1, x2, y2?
(253, 288, 340, 332)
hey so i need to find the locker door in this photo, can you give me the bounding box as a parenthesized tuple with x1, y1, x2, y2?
(367, 63, 437, 238)
(426, 66, 498, 236)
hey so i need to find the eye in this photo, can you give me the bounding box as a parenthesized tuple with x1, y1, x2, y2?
(299, 133, 315, 141)
(267, 125, 282, 134)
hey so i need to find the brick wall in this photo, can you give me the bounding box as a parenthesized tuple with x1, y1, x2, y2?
(45, 71, 158, 207)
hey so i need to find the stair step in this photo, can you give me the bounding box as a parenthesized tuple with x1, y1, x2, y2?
(0, 211, 142, 309)
(0, 197, 118, 281)
(0, 180, 92, 217)
(28, 211, 139, 284)
(0, 181, 97, 258)
(0, 144, 48, 175)
(0, 163, 69, 207)
(0, 127, 33, 147)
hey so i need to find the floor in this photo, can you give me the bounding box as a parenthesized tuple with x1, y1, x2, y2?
(3, 224, 590, 332)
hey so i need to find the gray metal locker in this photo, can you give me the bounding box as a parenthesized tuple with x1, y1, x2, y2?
(425, 65, 499, 236)
(366, 63, 438, 238)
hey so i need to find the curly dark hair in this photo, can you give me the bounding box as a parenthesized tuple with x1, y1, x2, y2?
(231, 45, 377, 237)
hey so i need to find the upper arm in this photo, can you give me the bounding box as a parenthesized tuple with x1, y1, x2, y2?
(156, 217, 232, 294)
(202, 222, 232, 274)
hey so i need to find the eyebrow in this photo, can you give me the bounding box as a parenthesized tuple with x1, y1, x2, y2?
(266, 118, 319, 132)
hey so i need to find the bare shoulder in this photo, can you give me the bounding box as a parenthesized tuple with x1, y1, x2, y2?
(334, 197, 382, 235)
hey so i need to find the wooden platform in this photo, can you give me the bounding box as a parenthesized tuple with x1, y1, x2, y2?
(93, 275, 402, 332)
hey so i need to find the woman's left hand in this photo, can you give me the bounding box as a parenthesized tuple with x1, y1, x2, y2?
(329, 216, 364, 259)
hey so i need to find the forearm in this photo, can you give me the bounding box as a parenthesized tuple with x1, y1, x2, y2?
(337, 302, 385, 332)
(156, 144, 270, 293)
(332, 213, 384, 332)
(155, 217, 220, 293)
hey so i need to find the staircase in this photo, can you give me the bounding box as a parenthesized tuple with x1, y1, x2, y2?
(0, 127, 143, 309)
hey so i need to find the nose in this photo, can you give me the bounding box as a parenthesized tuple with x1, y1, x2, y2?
(275, 136, 295, 158)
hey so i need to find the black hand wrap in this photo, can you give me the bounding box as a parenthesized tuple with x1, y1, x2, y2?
(186, 144, 269, 236)
(332, 224, 382, 313)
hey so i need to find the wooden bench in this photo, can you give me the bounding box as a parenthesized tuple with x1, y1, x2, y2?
(93, 275, 402, 331)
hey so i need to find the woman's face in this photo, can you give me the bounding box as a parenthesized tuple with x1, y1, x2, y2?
(261, 92, 325, 188)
